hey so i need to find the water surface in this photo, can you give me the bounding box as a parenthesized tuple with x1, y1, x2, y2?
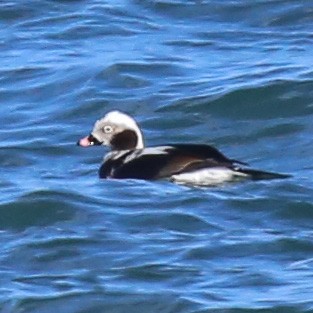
(1, 1, 313, 312)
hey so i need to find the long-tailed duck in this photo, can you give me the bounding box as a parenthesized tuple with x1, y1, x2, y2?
(77, 111, 290, 186)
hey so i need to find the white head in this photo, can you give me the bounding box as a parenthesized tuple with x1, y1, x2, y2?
(78, 111, 144, 150)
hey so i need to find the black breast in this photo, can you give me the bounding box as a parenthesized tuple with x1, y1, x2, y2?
(99, 151, 169, 179)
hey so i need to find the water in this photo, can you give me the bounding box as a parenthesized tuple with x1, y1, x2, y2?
(1, 0, 313, 312)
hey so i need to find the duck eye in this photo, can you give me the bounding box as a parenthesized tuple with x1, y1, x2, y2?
(103, 125, 113, 133)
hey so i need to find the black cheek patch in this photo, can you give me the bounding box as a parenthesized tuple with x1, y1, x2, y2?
(111, 130, 138, 150)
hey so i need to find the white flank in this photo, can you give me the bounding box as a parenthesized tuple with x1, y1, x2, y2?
(171, 168, 248, 186)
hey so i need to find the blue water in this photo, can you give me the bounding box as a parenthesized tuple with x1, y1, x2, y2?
(1, 1, 313, 312)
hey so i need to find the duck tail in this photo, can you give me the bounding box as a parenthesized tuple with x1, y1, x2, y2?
(234, 167, 292, 180)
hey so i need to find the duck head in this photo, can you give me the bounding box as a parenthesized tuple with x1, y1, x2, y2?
(77, 111, 144, 150)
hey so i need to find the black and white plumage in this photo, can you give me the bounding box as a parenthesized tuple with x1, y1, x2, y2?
(77, 111, 290, 186)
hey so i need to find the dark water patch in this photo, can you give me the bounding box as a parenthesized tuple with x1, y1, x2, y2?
(0, 67, 89, 119)
(214, 1, 313, 29)
(199, 306, 313, 313)
(7, 291, 200, 313)
(274, 182, 313, 199)
(15, 13, 83, 30)
(13, 273, 86, 294)
(228, 196, 313, 221)
(266, 4, 313, 28)
(118, 210, 222, 236)
(0, 190, 89, 230)
(27, 235, 100, 251)
(136, 0, 266, 25)
(0, 68, 57, 108)
(62, 96, 110, 121)
(136, 0, 212, 20)
(13, 2, 159, 43)
(215, 269, 283, 289)
(115, 262, 200, 282)
(53, 22, 139, 41)
(275, 201, 313, 222)
(96, 63, 152, 89)
(289, 257, 313, 271)
(254, 123, 305, 139)
(97, 61, 183, 83)
(165, 38, 215, 48)
(184, 236, 313, 264)
(0, 146, 37, 168)
(137, 0, 313, 31)
(0, 66, 50, 87)
(0, 2, 35, 23)
(179, 80, 313, 120)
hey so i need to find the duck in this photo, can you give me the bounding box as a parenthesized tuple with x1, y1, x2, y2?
(77, 110, 290, 186)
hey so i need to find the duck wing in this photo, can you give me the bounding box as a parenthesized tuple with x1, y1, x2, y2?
(156, 144, 246, 178)
(169, 144, 247, 166)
